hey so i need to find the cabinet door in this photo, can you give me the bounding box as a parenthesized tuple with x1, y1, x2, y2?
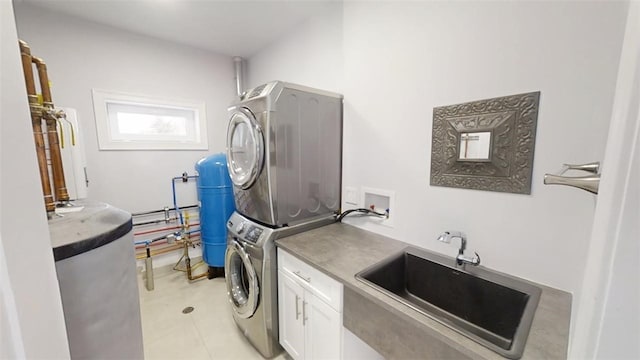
(278, 270, 305, 360)
(305, 293, 342, 360)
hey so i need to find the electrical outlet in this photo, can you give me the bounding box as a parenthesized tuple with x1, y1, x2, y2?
(345, 186, 358, 205)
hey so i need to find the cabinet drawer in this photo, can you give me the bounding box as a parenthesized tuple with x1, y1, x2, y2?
(278, 248, 342, 312)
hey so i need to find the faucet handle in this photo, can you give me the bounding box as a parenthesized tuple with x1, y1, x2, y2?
(471, 252, 481, 265)
(437, 232, 452, 243)
(456, 251, 481, 266)
(437, 230, 466, 243)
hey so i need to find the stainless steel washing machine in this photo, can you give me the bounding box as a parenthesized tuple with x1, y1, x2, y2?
(225, 211, 278, 358)
(226, 81, 343, 228)
(224, 211, 333, 358)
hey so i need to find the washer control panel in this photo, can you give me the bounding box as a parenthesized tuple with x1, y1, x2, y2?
(236, 221, 247, 234)
(247, 84, 267, 99)
(244, 226, 264, 243)
(227, 213, 267, 244)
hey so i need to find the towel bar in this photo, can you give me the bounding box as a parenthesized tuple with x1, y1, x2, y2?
(543, 162, 600, 194)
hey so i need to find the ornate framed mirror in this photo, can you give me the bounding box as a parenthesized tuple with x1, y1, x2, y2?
(430, 92, 540, 194)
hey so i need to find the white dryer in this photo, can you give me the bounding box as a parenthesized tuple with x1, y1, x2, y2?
(226, 81, 343, 228)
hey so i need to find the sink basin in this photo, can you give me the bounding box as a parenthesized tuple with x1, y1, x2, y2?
(355, 246, 541, 359)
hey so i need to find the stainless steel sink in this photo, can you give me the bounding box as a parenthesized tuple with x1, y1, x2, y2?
(355, 246, 541, 359)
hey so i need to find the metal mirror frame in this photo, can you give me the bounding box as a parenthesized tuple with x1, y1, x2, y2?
(430, 91, 540, 194)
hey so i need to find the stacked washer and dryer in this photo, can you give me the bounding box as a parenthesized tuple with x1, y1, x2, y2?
(224, 81, 343, 358)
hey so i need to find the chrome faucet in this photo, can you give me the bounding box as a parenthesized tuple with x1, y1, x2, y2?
(437, 231, 481, 267)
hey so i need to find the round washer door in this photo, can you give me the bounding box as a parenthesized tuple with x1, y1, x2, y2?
(226, 107, 264, 189)
(225, 240, 259, 319)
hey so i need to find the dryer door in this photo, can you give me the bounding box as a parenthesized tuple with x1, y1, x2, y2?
(226, 107, 264, 190)
(225, 240, 259, 319)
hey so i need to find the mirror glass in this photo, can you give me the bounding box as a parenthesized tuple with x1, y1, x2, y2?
(430, 91, 540, 194)
(459, 132, 491, 160)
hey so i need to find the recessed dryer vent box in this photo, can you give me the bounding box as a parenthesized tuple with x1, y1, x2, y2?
(362, 187, 395, 228)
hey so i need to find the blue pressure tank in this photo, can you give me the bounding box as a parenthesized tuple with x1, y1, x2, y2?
(195, 153, 235, 268)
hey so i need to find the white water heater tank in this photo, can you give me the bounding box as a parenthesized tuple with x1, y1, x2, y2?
(50, 201, 143, 359)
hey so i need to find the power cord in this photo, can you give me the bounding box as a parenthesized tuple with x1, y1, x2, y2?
(336, 208, 388, 222)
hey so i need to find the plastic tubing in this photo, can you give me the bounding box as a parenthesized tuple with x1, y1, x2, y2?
(171, 177, 183, 226)
(133, 231, 201, 247)
(135, 240, 165, 249)
(133, 232, 172, 246)
(171, 175, 198, 226)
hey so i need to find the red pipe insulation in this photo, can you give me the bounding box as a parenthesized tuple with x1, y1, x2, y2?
(133, 223, 200, 236)
(134, 226, 180, 236)
(134, 233, 201, 250)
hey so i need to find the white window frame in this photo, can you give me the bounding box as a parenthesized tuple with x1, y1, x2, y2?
(92, 89, 208, 150)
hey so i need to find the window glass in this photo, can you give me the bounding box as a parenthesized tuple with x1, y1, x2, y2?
(92, 90, 207, 150)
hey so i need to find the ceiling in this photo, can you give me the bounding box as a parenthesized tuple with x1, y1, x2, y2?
(17, 0, 337, 57)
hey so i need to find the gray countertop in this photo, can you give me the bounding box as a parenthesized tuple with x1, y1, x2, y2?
(275, 222, 571, 360)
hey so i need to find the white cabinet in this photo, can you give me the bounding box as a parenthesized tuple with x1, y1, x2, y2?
(305, 292, 342, 359)
(278, 271, 305, 359)
(278, 248, 343, 360)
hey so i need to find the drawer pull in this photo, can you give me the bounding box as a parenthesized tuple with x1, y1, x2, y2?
(302, 300, 308, 325)
(293, 270, 311, 283)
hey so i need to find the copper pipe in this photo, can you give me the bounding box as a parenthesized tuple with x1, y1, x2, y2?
(135, 239, 202, 256)
(135, 244, 182, 259)
(19, 40, 55, 215)
(32, 57, 69, 203)
(134, 234, 201, 249)
(134, 224, 184, 236)
(134, 240, 201, 259)
(136, 239, 207, 281)
(134, 235, 201, 250)
(183, 241, 207, 281)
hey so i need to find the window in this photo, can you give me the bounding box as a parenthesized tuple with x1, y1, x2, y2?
(92, 89, 208, 150)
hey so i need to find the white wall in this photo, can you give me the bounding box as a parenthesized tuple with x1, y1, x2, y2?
(0, 2, 70, 357)
(596, 118, 639, 359)
(0, 235, 25, 359)
(248, 2, 343, 93)
(14, 3, 236, 214)
(571, 3, 639, 358)
(248, 2, 627, 293)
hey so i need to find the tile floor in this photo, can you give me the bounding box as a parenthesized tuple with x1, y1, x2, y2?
(137, 263, 289, 360)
